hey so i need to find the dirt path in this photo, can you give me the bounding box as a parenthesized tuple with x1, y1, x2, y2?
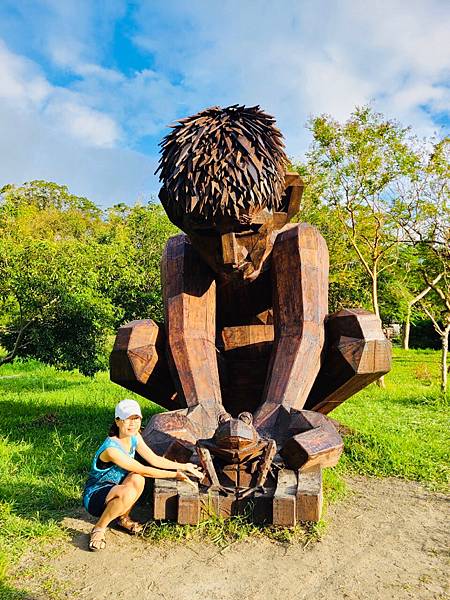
(17, 477, 449, 600)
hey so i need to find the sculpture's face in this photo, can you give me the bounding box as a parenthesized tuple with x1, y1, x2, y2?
(183, 208, 285, 282)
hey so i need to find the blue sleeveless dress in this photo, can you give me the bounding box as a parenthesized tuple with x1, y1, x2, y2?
(82, 435, 138, 511)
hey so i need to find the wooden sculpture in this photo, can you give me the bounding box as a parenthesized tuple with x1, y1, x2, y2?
(110, 105, 391, 525)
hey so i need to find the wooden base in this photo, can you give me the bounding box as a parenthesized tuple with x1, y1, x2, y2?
(152, 467, 323, 526)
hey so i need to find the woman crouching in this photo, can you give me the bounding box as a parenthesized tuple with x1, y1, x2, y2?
(83, 399, 203, 551)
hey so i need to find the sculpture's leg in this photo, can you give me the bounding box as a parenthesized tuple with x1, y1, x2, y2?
(253, 224, 329, 433)
(110, 319, 179, 410)
(304, 309, 391, 414)
(142, 408, 199, 462)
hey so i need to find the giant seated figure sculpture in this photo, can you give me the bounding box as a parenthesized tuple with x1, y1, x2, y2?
(110, 105, 391, 525)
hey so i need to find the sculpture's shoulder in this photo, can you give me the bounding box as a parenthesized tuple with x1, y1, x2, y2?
(163, 232, 190, 261)
(162, 233, 215, 297)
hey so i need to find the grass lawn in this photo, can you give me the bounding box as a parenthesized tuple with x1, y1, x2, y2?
(0, 348, 448, 595)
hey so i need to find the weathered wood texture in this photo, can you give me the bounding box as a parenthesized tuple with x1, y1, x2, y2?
(162, 234, 222, 419)
(297, 467, 323, 521)
(253, 224, 329, 432)
(273, 469, 298, 527)
(152, 464, 323, 526)
(153, 478, 178, 521)
(305, 309, 392, 414)
(109, 319, 177, 409)
(177, 480, 200, 525)
(280, 409, 343, 471)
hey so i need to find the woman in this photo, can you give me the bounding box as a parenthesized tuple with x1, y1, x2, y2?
(83, 398, 203, 551)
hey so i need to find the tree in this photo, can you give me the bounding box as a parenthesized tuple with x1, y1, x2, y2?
(292, 164, 371, 313)
(0, 182, 179, 375)
(305, 106, 419, 320)
(101, 202, 178, 324)
(0, 182, 116, 375)
(394, 138, 449, 392)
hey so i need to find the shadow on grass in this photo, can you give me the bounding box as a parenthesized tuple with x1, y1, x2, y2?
(0, 581, 37, 600)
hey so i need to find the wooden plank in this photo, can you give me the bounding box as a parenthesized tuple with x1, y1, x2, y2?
(253, 224, 329, 432)
(177, 479, 200, 525)
(296, 467, 323, 522)
(273, 469, 297, 527)
(153, 478, 178, 521)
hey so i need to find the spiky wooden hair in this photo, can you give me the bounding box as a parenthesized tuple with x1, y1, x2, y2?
(156, 105, 288, 223)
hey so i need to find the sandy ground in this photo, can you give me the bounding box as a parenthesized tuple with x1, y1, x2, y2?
(15, 476, 449, 600)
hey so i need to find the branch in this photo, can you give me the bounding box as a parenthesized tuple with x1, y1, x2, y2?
(0, 319, 35, 367)
(409, 273, 444, 307)
(422, 272, 450, 312)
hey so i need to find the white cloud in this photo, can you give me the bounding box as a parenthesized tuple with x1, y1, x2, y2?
(44, 99, 121, 148)
(0, 37, 156, 205)
(0, 100, 157, 207)
(132, 0, 450, 156)
(0, 0, 448, 206)
(0, 39, 123, 149)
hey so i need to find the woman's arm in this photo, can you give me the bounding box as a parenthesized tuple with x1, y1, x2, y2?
(136, 435, 203, 479)
(100, 446, 190, 481)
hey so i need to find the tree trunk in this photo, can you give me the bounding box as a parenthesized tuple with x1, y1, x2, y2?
(0, 321, 32, 368)
(372, 271, 379, 318)
(402, 274, 443, 352)
(371, 269, 386, 388)
(402, 305, 411, 350)
(441, 324, 450, 395)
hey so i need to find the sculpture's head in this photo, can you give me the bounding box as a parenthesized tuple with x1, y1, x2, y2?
(212, 412, 259, 450)
(156, 105, 303, 280)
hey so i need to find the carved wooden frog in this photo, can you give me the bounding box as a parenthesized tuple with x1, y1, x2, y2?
(196, 412, 276, 497)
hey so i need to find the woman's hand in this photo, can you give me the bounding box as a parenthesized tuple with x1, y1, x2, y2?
(182, 463, 204, 480)
(175, 470, 198, 490)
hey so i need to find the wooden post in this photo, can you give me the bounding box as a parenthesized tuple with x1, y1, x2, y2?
(297, 467, 323, 522)
(153, 478, 178, 521)
(177, 479, 200, 525)
(273, 469, 297, 527)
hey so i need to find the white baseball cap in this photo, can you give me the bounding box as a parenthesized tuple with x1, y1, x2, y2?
(115, 399, 142, 420)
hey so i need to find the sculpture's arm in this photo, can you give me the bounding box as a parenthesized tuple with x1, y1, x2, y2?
(253, 224, 329, 432)
(162, 234, 223, 418)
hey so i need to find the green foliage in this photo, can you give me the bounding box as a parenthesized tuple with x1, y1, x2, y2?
(333, 348, 449, 487)
(0, 182, 178, 374)
(103, 203, 178, 323)
(302, 106, 421, 318)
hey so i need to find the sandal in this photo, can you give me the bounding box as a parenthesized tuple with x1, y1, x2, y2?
(117, 515, 144, 534)
(89, 527, 107, 552)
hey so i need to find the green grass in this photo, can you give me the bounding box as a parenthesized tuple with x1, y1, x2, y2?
(0, 349, 448, 596)
(333, 348, 449, 489)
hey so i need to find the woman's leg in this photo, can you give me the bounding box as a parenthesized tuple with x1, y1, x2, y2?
(94, 473, 145, 530)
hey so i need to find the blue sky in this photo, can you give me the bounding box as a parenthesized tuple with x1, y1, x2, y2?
(0, 0, 449, 207)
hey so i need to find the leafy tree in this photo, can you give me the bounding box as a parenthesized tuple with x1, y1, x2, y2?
(394, 138, 449, 392)
(0, 182, 116, 375)
(293, 164, 371, 313)
(305, 106, 419, 320)
(103, 203, 178, 324)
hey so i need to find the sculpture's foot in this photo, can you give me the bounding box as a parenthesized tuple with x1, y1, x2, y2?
(142, 403, 223, 462)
